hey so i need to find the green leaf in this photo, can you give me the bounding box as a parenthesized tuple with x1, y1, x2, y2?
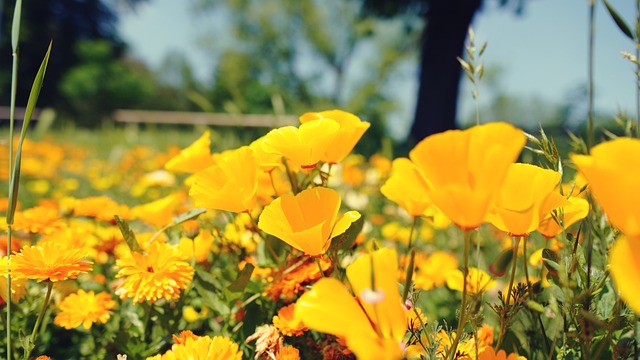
(172, 208, 206, 226)
(602, 0, 635, 40)
(330, 215, 365, 252)
(6, 42, 52, 225)
(114, 215, 143, 253)
(227, 262, 255, 293)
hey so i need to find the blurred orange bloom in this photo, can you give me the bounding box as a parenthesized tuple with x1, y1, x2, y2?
(485, 163, 568, 237)
(54, 290, 116, 330)
(381, 158, 432, 216)
(299, 109, 370, 164)
(262, 118, 340, 169)
(409, 122, 525, 230)
(258, 187, 360, 256)
(189, 146, 260, 213)
(446, 267, 496, 294)
(273, 303, 308, 336)
(571, 137, 640, 236)
(295, 247, 406, 359)
(610, 235, 640, 314)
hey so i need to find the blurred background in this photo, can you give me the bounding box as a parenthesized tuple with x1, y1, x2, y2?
(0, 0, 636, 154)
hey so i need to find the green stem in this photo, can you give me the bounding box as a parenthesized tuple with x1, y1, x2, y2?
(587, 0, 595, 150)
(6, 226, 12, 360)
(448, 229, 472, 360)
(24, 281, 54, 360)
(316, 257, 326, 278)
(268, 170, 279, 197)
(142, 302, 153, 341)
(523, 237, 551, 355)
(407, 216, 419, 250)
(282, 158, 299, 194)
(505, 236, 520, 308)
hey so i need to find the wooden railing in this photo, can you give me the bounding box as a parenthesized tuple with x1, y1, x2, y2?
(113, 109, 297, 128)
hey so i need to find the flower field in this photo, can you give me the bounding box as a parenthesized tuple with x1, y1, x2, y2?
(1, 109, 639, 360)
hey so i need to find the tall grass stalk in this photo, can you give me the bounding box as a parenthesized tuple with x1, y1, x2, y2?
(6, 1, 23, 358)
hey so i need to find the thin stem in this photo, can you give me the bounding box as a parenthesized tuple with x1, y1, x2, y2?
(142, 302, 153, 341)
(282, 158, 299, 194)
(6, 226, 12, 360)
(505, 235, 521, 309)
(25, 281, 54, 360)
(407, 216, 419, 250)
(268, 170, 279, 197)
(523, 236, 551, 355)
(246, 211, 280, 267)
(587, 0, 595, 150)
(448, 229, 472, 360)
(316, 258, 326, 278)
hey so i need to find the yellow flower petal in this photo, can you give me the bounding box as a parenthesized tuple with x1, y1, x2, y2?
(164, 130, 214, 174)
(381, 158, 432, 216)
(610, 235, 640, 314)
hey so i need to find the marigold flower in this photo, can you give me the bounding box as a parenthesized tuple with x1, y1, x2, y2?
(10, 242, 93, 282)
(5, 206, 64, 235)
(264, 257, 331, 301)
(273, 303, 308, 336)
(54, 290, 116, 330)
(485, 163, 568, 237)
(164, 130, 215, 173)
(609, 235, 640, 314)
(258, 187, 360, 256)
(147, 334, 242, 360)
(409, 122, 526, 230)
(114, 241, 194, 303)
(295, 247, 406, 359)
(189, 146, 260, 213)
(571, 137, 640, 236)
(381, 158, 432, 216)
(65, 196, 133, 222)
(262, 118, 340, 169)
(276, 345, 301, 360)
(34, 356, 52, 360)
(299, 110, 370, 164)
(446, 267, 496, 294)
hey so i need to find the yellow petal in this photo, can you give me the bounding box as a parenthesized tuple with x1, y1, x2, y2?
(381, 158, 431, 216)
(164, 131, 214, 173)
(610, 235, 640, 314)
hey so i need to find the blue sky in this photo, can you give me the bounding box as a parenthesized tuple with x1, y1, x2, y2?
(119, 0, 637, 138)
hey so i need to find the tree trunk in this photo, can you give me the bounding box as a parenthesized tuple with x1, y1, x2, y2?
(409, 0, 482, 143)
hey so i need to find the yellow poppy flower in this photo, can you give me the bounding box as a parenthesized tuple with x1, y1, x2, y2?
(132, 192, 184, 228)
(299, 109, 370, 164)
(609, 235, 640, 314)
(250, 135, 283, 172)
(164, 130, 215, 174)
(446, 267, 496, 294)
(262, 118, 340, 169)
(189, 146, 260, 213)
(381, 158, 432, 216)
(258, 187, 360, 256)
(409, 122, 526, 230)
(485, 163, 569, 236)
(537, 195, 589, 238)
(571, 137, 640, 236)
(295, 247, 406, 360)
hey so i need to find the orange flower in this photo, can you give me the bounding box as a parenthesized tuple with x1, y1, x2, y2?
(54, 290, 116, 329)
(250, 135, 283, 172)
(485, 163, 568, 237)
(10, 242, 93, 282)
(262, 118, 340, 169)
(295, 248, 406, 359)
(264, 257, 331, 301)
(189, 146, 260, 213)
(164, 130, 215, 173)
(131, 193, 184, 228)
(65, 196, 133, 222)
(299, 110, 370, 164)
(273, 303, 308, 336)
(381, 158, 432, 216)
(409, 122, 526, 230)
(114, 241, 194, 303)
(571, 137, 640, 236)
(5, 206, 64, 235)
(258, 187, 360, 256)
(406, 251, 459, 291)
(276, 345, 301, 360)
(479, 347, 526, 360)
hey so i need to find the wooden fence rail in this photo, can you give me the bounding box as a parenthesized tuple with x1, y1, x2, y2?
(113, 109, 297, 128)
